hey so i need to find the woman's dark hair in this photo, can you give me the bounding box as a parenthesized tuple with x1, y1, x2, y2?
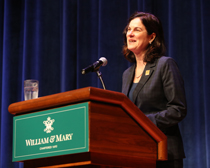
(122, 12, 166, 63)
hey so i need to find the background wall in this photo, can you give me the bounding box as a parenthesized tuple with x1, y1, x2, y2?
(0, 0, 210, 167)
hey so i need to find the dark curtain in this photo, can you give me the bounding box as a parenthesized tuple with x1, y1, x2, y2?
(1, 0, 210, 167)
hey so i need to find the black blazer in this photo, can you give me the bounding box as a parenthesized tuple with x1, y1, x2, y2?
(122, 56, 187, 160)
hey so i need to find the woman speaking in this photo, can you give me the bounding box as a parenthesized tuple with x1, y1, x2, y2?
(122, 12, 187, 168)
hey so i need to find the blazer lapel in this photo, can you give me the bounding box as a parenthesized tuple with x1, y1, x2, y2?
(132, 60, 157, 103)
(122, 64, 135, 96)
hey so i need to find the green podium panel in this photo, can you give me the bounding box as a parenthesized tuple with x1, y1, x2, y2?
(13, 102, 89, 161)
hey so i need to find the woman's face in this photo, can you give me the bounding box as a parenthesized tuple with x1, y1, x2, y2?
(126, 17, 153, 56)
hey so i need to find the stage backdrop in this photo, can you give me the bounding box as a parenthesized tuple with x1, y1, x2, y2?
(0, 0, 210, 167)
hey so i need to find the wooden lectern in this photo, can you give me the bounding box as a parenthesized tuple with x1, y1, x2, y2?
(8, 87, 167, 168)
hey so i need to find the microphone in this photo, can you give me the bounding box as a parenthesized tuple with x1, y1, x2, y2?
(81, 57, 108, 75)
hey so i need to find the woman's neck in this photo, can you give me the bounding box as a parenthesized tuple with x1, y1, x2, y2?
(133, 55, 146, 83)
(135, 53, 145, 67)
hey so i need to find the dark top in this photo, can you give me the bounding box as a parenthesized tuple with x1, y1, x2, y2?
(128, 82, 138, 102)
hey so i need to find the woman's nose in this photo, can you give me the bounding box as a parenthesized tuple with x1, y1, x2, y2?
(127, 30, 134, 36)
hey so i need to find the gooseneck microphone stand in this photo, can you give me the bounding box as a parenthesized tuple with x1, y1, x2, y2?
(96, 70, 106, 90)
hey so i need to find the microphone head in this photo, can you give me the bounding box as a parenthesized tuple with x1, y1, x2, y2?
(99, 57, 108, 66)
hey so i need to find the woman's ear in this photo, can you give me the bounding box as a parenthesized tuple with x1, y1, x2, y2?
(149, 33, 156, 44)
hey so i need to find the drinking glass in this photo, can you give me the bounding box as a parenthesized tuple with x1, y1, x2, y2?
(24, 79, 39, 100)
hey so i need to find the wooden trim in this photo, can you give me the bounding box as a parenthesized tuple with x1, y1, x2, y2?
(38, 161, 92, 168)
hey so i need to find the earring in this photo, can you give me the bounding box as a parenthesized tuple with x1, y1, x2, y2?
(149, 41, 152, 44)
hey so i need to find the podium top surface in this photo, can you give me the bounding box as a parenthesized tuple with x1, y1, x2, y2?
(9, 87, 126, 115)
